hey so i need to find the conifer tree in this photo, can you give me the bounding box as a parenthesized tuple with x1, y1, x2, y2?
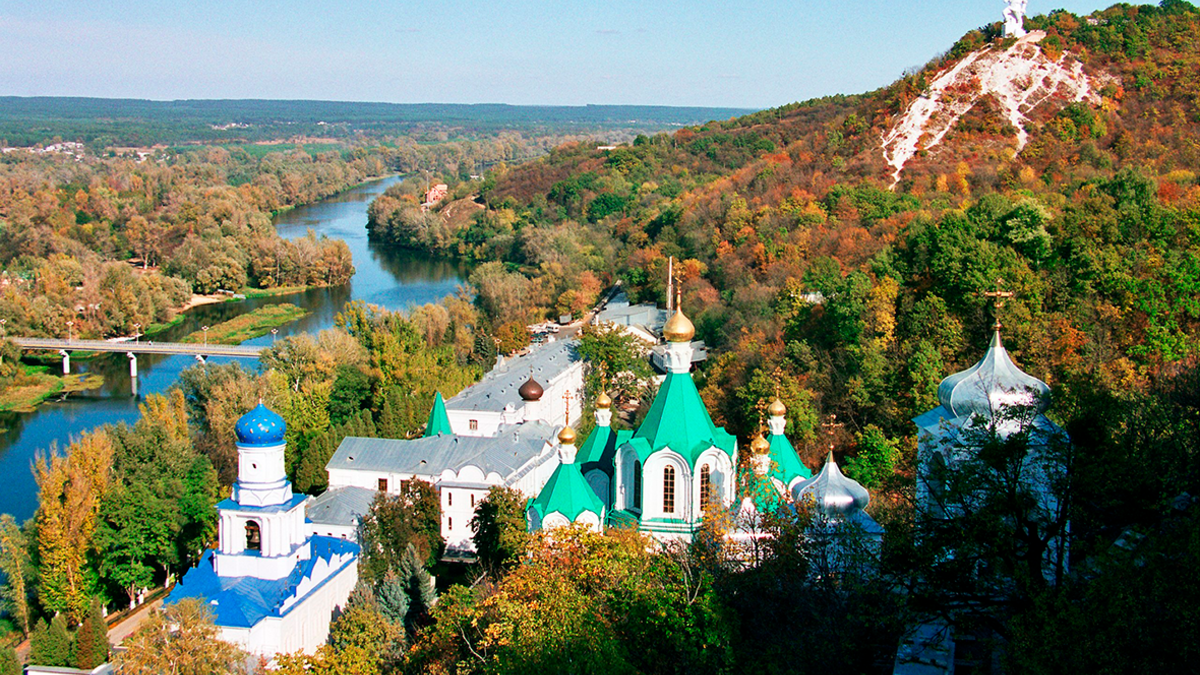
(28, 615, 72, 667)
(398, 543, 436, 633)
(74, 598, 110, 669)
(0, 514, 31, 636)
(0, 646, 20, 675)
(375, 569, 409, 625)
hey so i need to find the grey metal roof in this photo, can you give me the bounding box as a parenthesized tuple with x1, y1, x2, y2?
(447, 339, 580, 413)
(326, 421, 557, 478)
(306, 486, 377, 527)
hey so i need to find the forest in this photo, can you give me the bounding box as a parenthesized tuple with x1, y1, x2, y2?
(357, 2, 1200, 672)
(0, 98, 750, 149)
(3, 2, 1200, 673)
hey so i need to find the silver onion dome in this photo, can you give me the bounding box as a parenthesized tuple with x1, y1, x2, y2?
(792, 452, 870, 515)
(937, 331, 1050, 419)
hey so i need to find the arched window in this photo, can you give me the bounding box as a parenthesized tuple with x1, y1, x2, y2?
(663, 465, 676, 514)
(700, 464, 711, 509)
(634, 460, 643, 510)
(245, 521, 261, 552)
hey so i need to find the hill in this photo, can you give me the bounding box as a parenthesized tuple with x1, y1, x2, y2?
(375, 0, 1200, 548)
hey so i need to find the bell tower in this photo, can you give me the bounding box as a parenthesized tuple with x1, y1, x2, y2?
(213, 402, 312, 580)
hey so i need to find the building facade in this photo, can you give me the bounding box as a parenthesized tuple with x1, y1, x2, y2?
(167, 403, 359, 657)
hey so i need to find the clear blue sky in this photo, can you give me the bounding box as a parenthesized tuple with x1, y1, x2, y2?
(0, 0, 1116, 108)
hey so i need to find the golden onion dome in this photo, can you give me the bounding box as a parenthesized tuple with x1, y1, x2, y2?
(596, 390, 612, 409)
(750, 432, 770, 454)
(558, 425, 577, 445)
(663, 307, 695, 343)
(768, 398, 786, 417)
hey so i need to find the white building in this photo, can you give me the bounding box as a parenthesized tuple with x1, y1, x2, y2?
(313, 420, 561, 552)
(444, 338, 583, 437)
(167, 404, 359, 657)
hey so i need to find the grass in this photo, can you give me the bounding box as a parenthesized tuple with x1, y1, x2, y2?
(144, 313, 186, 338)
(0, 365, 105, 413)
(241, 285, 308, 299)
(180, 303, 307, 345)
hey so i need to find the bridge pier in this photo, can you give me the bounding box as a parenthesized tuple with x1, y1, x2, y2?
(127, 352, 138, 397)
(195, 354, 207, 364)
(59, 349, 69, 375)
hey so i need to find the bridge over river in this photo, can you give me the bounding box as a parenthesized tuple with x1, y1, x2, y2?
(10, 337, 266, 394)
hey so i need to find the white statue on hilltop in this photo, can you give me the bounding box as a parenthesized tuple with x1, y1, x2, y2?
(1004, 0, 1028, 37)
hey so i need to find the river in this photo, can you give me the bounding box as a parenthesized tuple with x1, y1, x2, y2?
(0, 175, 466, 523)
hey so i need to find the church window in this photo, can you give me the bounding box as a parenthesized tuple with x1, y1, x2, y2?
(469, 419, 478, 431)
(448, 492, 453, 506)
(377, 478, 388, 492)
(700, 464, 711, 509)
(663, 465, 676, 514)
(448, 517, 453, 530)
(245, 521, 261, 552)
(634, 460, 642, 510)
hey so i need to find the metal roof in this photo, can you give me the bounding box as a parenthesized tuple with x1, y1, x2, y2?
(446, 339, 581, 413)
(306, 486, 377, 527)
(327, 421, 558, 478)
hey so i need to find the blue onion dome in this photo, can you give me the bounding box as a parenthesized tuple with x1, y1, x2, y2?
(937, 331, 1050, 419)
(235, 403, 286, 446)
(792, 452, 870, 515)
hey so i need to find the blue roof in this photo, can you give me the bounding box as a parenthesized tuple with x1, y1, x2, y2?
(218, 493, 308, 514)
(235, 403, 286, 446)
(166, 536, 358, 628)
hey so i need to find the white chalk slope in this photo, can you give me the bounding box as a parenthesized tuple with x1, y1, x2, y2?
(881, 31, 1100, 186)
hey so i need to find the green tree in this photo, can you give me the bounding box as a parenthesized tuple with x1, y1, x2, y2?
(470, 485, 531, 574)
(115, 598, 245, 675)
(0, 514, 31, 636)
(0, 646, 20, 675)
(577, 323, 652, 409)
(357, 481, 443, 585)
(34, 431, 113, 623)
(28, 615, 72, 668)
(844, 424, 901, 489)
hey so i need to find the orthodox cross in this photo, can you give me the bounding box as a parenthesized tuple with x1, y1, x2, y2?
(983, 279, 1015, 331)
(666, 256, 674, 312)
(563, 389, 573, 428)
(754, 398, 769, 434)
(821, 413, 844, 452)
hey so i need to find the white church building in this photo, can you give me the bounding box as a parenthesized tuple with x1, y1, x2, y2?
(167, 403, 359, 657)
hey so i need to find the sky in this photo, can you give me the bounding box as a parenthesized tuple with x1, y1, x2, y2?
(0, 0, 1118, 109)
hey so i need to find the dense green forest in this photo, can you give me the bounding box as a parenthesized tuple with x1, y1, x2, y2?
(0, 98, 751, 149)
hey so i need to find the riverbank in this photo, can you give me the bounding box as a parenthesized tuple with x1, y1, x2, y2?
(180, 303, 308, 345)
(0, 366, 105, 413)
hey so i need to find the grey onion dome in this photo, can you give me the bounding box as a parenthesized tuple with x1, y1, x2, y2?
(792, 452, 870, 515)
(937, 331, 1050, 419)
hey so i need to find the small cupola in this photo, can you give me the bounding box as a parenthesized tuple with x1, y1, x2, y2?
(519, 376, 544, 402)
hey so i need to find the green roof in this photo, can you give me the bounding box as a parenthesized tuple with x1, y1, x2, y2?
(423, 392, 452, 437)
(629, 371, 736, 466)
(768, 433, 811, 485)
(747, 473, 786, 513)
(578, 425, 633, 469)
(529, 460, 605, 526)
